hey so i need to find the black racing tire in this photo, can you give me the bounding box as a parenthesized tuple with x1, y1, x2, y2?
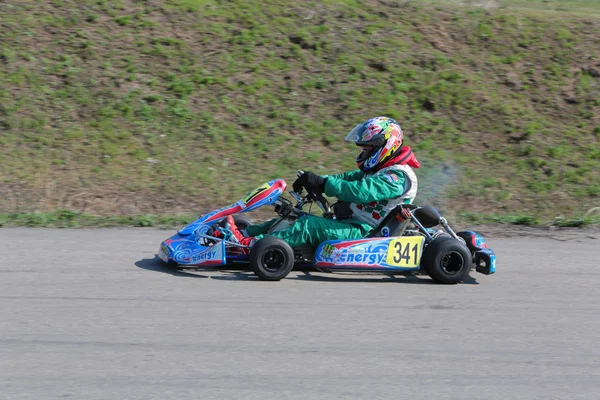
(421, 236, 472, 284)
(249, 236, 294, 281)
(219, 215, 253, 230)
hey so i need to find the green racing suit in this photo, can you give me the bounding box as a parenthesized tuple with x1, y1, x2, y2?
(246, 163, 418, 248)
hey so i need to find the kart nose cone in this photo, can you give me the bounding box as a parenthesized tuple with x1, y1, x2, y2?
(158, 242, 171, 262)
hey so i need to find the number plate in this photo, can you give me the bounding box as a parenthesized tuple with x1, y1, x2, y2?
(385, 237, 425, 268)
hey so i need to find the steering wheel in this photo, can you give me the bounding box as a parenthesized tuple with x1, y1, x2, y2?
(292, 170, 332, 216)
(306, 189, 332, 216)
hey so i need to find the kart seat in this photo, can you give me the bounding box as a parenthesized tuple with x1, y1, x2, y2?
(366, 204, 417, 238)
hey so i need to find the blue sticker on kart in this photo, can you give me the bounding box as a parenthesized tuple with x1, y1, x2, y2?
(315, 237, 424, 270)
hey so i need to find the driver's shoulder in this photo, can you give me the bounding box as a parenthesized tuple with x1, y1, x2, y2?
(367, 165, 407, 182)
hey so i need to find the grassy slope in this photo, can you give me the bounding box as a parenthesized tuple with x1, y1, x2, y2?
(1, 0, 599, 225)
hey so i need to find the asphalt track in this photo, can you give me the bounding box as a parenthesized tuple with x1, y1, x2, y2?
(1, 227, 599, 400)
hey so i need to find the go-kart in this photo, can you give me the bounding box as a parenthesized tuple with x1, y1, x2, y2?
(157, 178, 496, 283)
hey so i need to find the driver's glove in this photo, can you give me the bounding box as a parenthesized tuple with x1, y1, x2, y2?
(292, 173, 306, 193)
(299, 171, 327, 193)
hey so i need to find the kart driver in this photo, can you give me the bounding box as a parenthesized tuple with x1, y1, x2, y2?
(220, 116, 420, 248)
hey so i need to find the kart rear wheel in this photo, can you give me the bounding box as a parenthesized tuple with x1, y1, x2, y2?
(249, 236, 294, 281)
(421, 237, 472, 284)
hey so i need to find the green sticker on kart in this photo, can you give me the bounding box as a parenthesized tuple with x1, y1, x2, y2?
(385, 236, 424, 268)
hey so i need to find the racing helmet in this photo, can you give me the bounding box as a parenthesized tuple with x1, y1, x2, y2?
(345, 117, 404, 172)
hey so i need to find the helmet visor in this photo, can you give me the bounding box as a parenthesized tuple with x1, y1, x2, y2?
(345, 122, 386, 147)
(345, 123, 364, 143)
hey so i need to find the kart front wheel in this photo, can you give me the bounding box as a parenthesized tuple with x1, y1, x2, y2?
(421, 237, 472, 284)
(249, 236, 294, 281)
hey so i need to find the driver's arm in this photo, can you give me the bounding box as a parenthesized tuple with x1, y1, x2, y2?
(324, 170, 407, 204)
(326, 169, 364, 182)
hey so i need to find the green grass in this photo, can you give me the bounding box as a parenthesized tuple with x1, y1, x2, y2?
(0, 0, 599, 224)
(0, 210, 196, 229)
(1, 209, 598, 228)
(426, 0, 600, 15)
(458, 211, 600, 227)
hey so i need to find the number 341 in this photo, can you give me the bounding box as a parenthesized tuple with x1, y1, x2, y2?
(385, 237, 424, 267)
